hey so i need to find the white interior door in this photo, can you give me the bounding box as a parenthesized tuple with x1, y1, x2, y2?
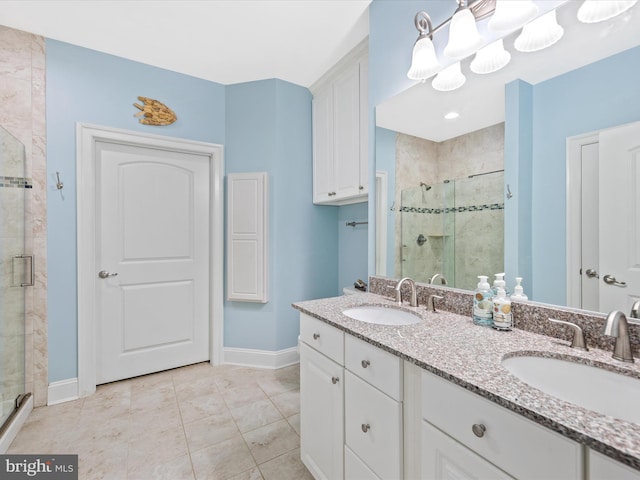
(96, 141, 210, 384)
(580, 142, 599, 311)
(599, 121, 640, 313)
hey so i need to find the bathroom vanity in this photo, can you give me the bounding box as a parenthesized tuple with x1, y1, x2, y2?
(293, 291, 640, 480)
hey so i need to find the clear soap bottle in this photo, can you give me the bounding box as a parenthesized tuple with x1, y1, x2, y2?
(473, 275, 493, 327)
(492, 287, 513, 331)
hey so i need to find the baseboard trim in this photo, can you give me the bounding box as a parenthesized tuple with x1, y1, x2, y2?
(224, 346, 299, 369)
(48, 378, 79, 405)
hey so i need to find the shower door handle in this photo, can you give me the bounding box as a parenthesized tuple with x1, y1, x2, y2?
(98, 270, 118, 279)
(13, 254, 34, 287)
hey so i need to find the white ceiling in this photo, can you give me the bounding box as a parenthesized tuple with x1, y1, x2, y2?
(0, 0, 371, 87)
(376, 1, 640, 142)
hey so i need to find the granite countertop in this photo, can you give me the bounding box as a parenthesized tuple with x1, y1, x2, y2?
(292, 292, 640, 471)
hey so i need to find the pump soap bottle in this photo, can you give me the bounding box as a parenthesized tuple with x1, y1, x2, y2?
(510, 277, 528, 301)
(492, 287, 513, 331)
(473, 275, 493, 327)
(492, 273, 509, 296)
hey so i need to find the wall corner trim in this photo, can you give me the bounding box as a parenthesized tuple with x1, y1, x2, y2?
(47, 378, 79, 405)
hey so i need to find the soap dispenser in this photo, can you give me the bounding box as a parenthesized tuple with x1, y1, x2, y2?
(473, 275, 493, 327)
(492, 287, 513, 331)
(510, 277, 528, 301)
(492, 273, 509, 296)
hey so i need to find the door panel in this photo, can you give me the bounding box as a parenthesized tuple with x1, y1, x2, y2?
(96, 141, 210, 384)
(599, 121, 640, 312)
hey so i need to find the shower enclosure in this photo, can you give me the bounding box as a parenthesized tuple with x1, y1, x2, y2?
(400, 171, 504, 291)
(0, 126, 31, 434)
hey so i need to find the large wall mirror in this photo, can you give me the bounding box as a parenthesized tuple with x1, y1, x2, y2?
(374, 0, 640, 314)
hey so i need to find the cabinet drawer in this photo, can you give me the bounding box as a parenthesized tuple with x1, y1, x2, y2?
(300, 313, 344, 364)
(422, 371, 582, 480)
(345, 446, 381, 480)
(345, 334, 402, 400)
(345, 371, 402, 479)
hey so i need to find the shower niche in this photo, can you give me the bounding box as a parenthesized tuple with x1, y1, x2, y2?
(400, 170, 504, 291)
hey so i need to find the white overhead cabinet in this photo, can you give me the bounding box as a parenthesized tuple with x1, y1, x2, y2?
(312, 48, 368, 205)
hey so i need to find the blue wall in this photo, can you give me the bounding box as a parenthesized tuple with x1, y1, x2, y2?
(46, 40, 226, 383)
(46, 41, 340, 382)
(338, 203, 369, 289)
(224, 80, 339, 351)
(505, 46, 640, 305)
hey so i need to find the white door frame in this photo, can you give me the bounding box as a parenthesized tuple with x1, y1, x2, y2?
(76, 123, 224, 397)
(566, 131, 599, 309)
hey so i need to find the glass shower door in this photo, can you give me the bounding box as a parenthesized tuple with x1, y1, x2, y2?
(0, 126, 27, 426)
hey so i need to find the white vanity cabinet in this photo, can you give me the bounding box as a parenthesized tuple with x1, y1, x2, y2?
(588, 450, 640, 480)
(344, 335, 403, 480)
(312, 49, 368, 206)
(421, 370, 583, 480)
(299, 314, 345, 480)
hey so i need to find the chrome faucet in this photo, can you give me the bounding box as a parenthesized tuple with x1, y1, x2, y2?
(603, 310, 634, 363)
(631, 300, 640, 319)
(429, 273, 448, 285)
(427, 295, 444, 312)
(395, 277, 418, 307)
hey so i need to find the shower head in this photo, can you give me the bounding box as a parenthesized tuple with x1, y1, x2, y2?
(420, 182, 432, 191)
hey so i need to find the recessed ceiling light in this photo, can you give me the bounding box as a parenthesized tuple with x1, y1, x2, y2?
(444, 111, 460, 120)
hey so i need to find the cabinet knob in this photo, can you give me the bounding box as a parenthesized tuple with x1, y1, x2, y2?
(313, 333, 320, 340)
(472, 424, 486, 438)
(361, 360, 370, 368)
(359, 185, 364, 190)
(361, 423, 370, 433)
(331, 376, 340, 384)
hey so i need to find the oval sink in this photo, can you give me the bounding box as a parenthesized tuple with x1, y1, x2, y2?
(342, 305, 422, 326)
(502, 355, 640, 424)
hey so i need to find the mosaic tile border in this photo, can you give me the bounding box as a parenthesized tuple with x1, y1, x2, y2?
(399, 203, 504, 214)
(0, 176, 33, 188)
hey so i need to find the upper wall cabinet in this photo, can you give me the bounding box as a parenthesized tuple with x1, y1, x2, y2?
(312, 43, 368, 205)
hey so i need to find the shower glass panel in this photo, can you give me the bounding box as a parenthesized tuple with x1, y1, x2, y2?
(0, 126, 26, 426)
(400, 171, 504, 290)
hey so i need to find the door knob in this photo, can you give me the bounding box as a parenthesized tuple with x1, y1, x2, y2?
(585, 268, 599, 278)
(98, 270, 118, 279)
(603, 274, 627, 287)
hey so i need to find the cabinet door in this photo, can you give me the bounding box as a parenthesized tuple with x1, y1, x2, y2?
(589, 450, 640, 480)
(332, 63, 361, 200)
(313, 87, 334, 203)
(422, 420, 514, 480)
(345, 371, 402, 479)
(300, 342, 344, 480)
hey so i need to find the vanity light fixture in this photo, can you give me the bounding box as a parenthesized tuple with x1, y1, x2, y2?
(577, 0, 638, 23)
(514, 10, 564, 53)
(432, 62, 466, 92)
(470, 38, 511, 74)
(488, 0, 538, 32)
(443, 2, 484, 60)
(407, 12, 442, 81)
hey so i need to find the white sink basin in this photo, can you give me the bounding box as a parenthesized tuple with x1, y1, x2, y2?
(342, 305, 422, 326)
(502, 355, 640, 424)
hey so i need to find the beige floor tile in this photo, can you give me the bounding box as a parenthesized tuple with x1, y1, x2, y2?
(243, 419, 300, 465)
(257, 366, 300, 398)
(128, 401, 182, 435)
(258, 448, 313, 480)
(175, 374, 220, 402)
(191, 433, 256, 480)
(130, 381, 177, 412)
(286, 414, 300, 435)
(128, 424, 189, 473)
(219, 382, 268, 410)
(215, 366, 264, 390)
(78, 443, 129, 480)
(228, 466, 264, 480)
(184, 409, 239, 453)
(128, 452, 195, 480)
(270, 389, 299, 418)
(230, 398, 283, 433)
(178, 390, 228, 424)
(171, 361, 219, 385)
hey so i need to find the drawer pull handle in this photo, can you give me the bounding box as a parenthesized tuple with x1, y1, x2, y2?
(313, 333, 320, 340)
(331, 376, 340, 384)
(472, 424, 486, 438)
(361, 360, 370, 368)
(361, 423, 370, 433)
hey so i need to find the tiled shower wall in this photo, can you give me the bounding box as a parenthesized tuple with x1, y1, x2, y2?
(394, 123, 504, 281)
(0, 26, 47, 406)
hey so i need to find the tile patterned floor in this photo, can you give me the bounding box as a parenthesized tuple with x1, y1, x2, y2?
(9, 363, 313, 480)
